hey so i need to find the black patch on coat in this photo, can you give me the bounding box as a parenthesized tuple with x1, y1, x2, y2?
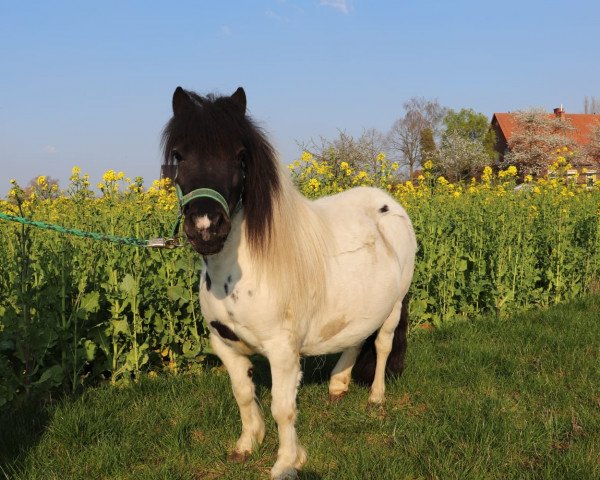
(247, 367, 254, 378)
(247, 290, 253, 297)
(379, 204, 389, 213)
(205, 272, 212, 291)
(353, 294, 410, 385)
(230, 290, 239, 302)
(224, 283, 229, 295)
(210, 320, 240, 341)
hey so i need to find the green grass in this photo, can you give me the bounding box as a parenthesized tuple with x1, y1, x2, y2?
(2, 296, 599, 480)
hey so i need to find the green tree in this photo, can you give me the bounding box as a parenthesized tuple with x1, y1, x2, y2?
(443, 108, 496, 160)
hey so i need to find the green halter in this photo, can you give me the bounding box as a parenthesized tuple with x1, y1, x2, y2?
(172, 184, 231, 237)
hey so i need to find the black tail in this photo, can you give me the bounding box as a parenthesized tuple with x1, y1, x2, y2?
(352, 294, 409, 386)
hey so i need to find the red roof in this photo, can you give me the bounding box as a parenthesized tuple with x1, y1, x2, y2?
(492, 112, 600, 145)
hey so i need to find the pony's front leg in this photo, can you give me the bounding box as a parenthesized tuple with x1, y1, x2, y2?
(267, 348, 306, 480)
(210, 333, 265, 461)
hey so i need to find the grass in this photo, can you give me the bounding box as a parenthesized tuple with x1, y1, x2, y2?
(1, 296, 599, 479)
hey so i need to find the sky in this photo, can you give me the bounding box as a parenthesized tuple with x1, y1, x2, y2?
(1, 0, 600, 195)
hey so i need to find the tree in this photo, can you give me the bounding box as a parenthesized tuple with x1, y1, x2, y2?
(434, 133, 489, 182)
(387, 97, 446, 178)
(501, 108, 581, 176)
(419, 127, 436, 165)
(443, 108, 496, 161)
(584, 122, 600, 166)
(583, 96, 600, 114)
(298, 128, 387, 176)
(25, 175, 60, 199)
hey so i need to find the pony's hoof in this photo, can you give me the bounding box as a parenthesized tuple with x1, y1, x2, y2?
(228, 450, 250, 463)
(294, 445, 307, 469)
(271, 466, 298, 480)
(367, 401, 387, 417)
(328, 391, 347, 403)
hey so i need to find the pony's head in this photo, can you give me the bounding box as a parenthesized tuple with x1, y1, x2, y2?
(162, 87, 280, 255)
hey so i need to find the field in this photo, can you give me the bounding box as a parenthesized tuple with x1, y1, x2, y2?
(1, 295, 599, 479)
(1, 160, 599, 408)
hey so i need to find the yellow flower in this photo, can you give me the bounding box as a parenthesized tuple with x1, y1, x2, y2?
(97, 183, 105, 190)
(71, 166, 81, 176)
(37, 175, 47, 186)
(524, 174, 533, 183)
(301, 151, 313, 162)
(102, 169, 116, 183)
(423, 160, 433, 170)
(340, 161, 349, 170)
(376, 152, 386, 163)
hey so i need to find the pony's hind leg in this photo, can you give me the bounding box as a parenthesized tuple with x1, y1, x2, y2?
(328, 345, 361, 401)
(368, 299, 404, 405)
(210, 334, 265, 461)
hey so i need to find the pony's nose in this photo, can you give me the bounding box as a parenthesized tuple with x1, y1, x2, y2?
(185, 211, 230, 242)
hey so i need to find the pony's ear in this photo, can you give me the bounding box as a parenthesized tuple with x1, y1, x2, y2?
(172, 87, 194, 116)
(230, 87, 246, 115)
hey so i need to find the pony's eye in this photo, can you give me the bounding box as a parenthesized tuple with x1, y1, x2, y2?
(172, 150, 183, 163)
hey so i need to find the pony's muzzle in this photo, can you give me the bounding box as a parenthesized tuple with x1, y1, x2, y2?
(184, 210, 231, 255)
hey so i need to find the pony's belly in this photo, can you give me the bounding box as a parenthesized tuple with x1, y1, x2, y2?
(300, 247, 403, 355)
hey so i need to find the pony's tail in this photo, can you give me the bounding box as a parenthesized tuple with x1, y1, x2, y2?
(352, 294, 410, 386)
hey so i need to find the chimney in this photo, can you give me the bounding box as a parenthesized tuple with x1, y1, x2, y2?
(553, 105, 565, 119)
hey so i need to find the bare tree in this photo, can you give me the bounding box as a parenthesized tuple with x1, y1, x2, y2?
(298, 128, 387, 175)
(585, 122, 600, 166)
(387, 97, 447, 177)
(25, 175, 60, 199)
(584, 96, 600, 114)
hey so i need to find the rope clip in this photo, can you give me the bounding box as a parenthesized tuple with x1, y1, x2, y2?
(146, 237, 182, 249)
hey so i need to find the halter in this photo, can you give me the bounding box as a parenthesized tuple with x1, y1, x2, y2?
(171, 161, 245, 237)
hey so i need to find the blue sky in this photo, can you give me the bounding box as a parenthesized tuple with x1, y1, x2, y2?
(1, 0, 599, 195)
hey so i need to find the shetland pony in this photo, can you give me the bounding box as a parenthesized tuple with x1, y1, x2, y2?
(162, 87, 417, 479)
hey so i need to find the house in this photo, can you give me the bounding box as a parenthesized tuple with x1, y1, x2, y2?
(491, 107, 600, 185)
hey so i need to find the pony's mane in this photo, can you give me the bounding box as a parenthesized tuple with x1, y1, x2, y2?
(162, 89, 331, 314)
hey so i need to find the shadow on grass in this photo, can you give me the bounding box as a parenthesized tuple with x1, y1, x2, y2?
(0, 395, 54, 474)
(204, 352, 341, 389)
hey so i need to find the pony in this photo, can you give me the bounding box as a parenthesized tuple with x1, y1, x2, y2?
(162, 86, 417, 480)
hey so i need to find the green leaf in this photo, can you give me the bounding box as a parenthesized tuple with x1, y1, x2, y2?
(120, 274, 138, 296)
(167, 285, 188, 302)
(81, 339, 97, 361)
(111, 319, 129, 335)
(32, 365, 64, 387)
(80, 291, 100, 313)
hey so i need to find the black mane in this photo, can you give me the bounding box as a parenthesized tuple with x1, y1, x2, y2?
(161, 88, 281, 254)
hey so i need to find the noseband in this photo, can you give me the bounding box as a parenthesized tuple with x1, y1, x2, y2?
(171, 162, 245, 237)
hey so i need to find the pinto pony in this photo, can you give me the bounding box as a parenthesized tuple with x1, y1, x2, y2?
(162, 87, 417, 480)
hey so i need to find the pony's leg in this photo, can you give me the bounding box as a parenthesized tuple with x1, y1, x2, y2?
(368, 300, 403, 405)
(267, 348, 306, 480)
(328, 345, 361, 401)
(210, 334, 265, 460)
